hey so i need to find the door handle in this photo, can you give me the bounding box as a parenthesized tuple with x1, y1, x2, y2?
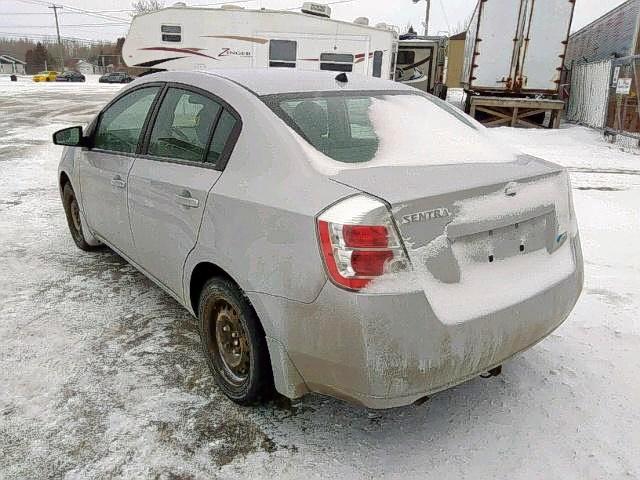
(110, 177, 126, 188)
(175, 192, 199, 208)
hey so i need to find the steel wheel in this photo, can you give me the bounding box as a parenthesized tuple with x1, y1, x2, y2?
(212, 300, 250, 385)
(70, 196, 82, 233)
(62, 182, 98, 251)
(198, 277, 274, 404)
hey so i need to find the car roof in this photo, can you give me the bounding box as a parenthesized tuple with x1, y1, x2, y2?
(153, 69, 414, 96)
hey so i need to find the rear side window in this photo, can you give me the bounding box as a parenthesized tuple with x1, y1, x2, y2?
(161, 24, 181, 42)
(94, 87, 160, 153)
(207, 110, 238, 165)
(269, 40, 297, 68)
(320, 53, 353, 72)
(149, 87, 222, 163)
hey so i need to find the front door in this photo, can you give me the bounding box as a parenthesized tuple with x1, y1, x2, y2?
(128, 86, 240, 296)
(79, 86, 161, 256)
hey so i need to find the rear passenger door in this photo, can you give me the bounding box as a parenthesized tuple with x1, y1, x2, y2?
(127, 85, 241, 297)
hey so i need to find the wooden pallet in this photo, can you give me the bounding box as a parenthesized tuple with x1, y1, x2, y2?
(468, 96, 565, 128)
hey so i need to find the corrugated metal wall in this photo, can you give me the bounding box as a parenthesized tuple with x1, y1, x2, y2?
(566, 0, 640, 66)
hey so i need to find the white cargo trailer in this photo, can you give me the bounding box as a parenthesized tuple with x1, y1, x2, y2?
(122, 3, 398, 79)
(461, 0, 575, 95)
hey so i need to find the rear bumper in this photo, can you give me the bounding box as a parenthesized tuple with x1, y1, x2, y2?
(251, 235, 583, 409)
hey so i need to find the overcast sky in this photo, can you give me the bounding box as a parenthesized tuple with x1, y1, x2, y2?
(0, 0, 630, 43)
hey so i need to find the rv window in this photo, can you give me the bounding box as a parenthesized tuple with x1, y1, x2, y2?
(396, 50, 415, 65)
(269, 40, 297, 68)
(372, 51, 383, 78)
(319, 53, 354, 73)
(320, 53, 353, 63)
(161, 25, 181, 43)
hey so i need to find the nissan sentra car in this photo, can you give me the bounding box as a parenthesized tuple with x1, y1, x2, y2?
(54, 70, 583, 409)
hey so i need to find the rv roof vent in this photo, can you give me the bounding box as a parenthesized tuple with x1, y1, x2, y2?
(220, 4, 245, 10)
(172, 1, 187, 6)
(301, 2, 331, 18)
(354, 17, 369, 26)
(376, 22, 389, 30)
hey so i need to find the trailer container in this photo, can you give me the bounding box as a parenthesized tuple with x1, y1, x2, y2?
(122, 2, 398, 80)
(462, 0, 575, 95)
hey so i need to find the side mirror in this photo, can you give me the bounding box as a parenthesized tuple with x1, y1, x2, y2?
(53, 126, 87, 147)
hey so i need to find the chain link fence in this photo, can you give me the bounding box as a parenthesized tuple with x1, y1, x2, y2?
(566, 60, 611, 128)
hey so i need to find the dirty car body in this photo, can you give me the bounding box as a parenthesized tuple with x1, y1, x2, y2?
(56, 70, 583, 409)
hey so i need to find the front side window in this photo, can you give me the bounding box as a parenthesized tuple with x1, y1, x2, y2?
(269, 40, 297, 68)
(265, 92, 482, 165)
(94, 86, 160, 153)
(320, 53, 354, 72)
(149, 87, 222, 163)
(161, 24, 181, 42)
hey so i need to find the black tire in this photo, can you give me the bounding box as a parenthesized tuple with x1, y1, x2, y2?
(198, 277, 274, 405)
(62, 182, 98, 251)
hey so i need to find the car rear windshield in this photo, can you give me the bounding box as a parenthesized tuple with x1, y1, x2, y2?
(262, 91, 480, 164)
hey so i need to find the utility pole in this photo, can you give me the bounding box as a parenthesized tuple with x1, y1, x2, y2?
(49, 4, 64, 71)
(424, 0, 430, 37)
(412, 0, 431, 37)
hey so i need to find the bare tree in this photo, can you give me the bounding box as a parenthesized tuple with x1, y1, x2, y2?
(131, 0, 164, 15)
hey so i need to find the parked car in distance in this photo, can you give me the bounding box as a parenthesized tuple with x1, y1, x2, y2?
(32, 71, 58, 82)
(98, 72, 134, 84)
(56, 71, 86, 82)
(54, 70, 583, 409)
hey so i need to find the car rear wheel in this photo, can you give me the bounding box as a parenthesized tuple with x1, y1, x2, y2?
(198, 277, 274, 405)
(62, 183, 99, 251)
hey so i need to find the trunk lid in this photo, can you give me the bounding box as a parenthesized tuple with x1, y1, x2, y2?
(329, 158, 574, 291)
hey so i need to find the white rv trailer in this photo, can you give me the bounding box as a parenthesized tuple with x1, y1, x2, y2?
(461, 0, 575, 95)
(122, 3, 398, 79)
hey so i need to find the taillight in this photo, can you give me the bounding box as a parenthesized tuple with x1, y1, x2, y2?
(317, 195, 411, 291)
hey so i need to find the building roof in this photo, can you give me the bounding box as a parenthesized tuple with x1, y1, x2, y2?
(450, 31, 467, 41)
(566, 0, 640, 65)
(0, 54, 25, 64)
(64, 58, 98, 68)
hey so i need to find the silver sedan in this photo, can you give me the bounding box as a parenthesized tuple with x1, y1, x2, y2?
(54, 69, 583, 409)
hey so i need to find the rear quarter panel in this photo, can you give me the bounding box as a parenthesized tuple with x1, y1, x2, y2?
(179, 73, 357, 326)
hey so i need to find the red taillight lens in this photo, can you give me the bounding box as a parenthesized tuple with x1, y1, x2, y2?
(343, 225, 389, 248)
(351, 250, 394, 276)
(317, 195, 410, 291)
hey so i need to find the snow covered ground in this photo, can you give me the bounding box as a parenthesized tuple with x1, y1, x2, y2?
(1, 79, 639, 479)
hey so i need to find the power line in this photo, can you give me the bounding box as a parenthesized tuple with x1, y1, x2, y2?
(0, 23, 127, 27)
(0, 31, 113, 44)
(14, 0, 129, 23)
